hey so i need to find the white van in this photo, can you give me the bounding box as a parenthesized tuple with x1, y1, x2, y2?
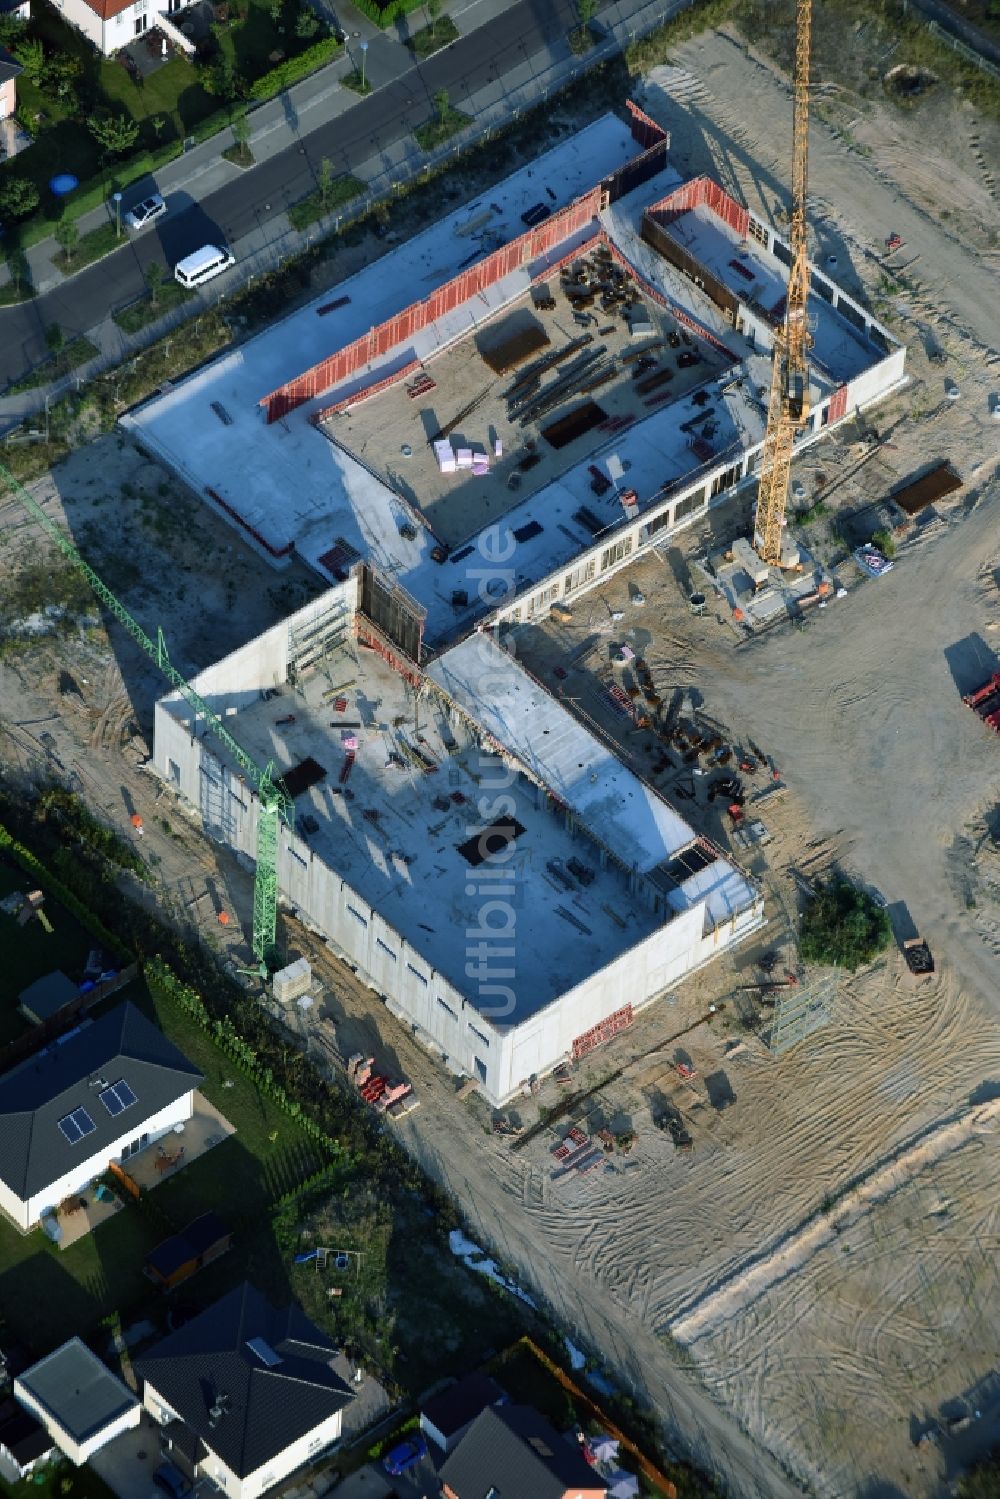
(174, 244, 236, 288)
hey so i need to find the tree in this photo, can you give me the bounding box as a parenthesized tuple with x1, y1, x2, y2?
(295, 7, 319, 37)
(0, 176, 40, 221)
(145, 262, 166, 306)
(12, 35, 44, 84)
(0, 13, 27, 46)
(54, 218, 80, 265)
(426, 0, 441, 37)
(43, 53, 82, 99)
(45, 323, 65, 356)
(576, 0, 596, 23)
(433, 86, 449, 123)
(88, 113, 140, 157)
(317, 155, 334, 209)
(231, 107, 251, 160)
(799, 877, 891, 972)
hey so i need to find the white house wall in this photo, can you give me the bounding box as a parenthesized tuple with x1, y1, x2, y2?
(19, 1092, 194, 1231)
(57, 0, 106, 50)
(12, 1386, 139, 1467)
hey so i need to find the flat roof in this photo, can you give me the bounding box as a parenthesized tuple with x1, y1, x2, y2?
(165, 638, 666, 1022)
(127, 121, 891, 651)
(16, 1340, 138, 1445)
(428, 633, 698, 874)
(659, 202, 878, 384)
(17, 970, 78, 1022)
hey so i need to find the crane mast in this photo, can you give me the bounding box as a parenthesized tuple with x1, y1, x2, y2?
(0, 460, 292, 974)
(753, 0, 814, 567)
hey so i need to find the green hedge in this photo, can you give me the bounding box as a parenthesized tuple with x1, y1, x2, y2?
(0, 822, 130, 958)
(145, 957, 345, 1158)
(248, 36, 342, 100)
(349, 0, 424, 28)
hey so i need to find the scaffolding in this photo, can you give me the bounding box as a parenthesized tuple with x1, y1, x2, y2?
(766, 968, 839, 1055)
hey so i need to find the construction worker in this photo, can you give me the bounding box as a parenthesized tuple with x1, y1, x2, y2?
(130, 813, 144, 838)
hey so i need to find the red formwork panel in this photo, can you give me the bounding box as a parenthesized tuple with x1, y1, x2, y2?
(827, 384, 849, 424)
(625, 99, 668, 150)
(312, 359, 422, 423)
(648, 176, 749, 238)
(701, 178, 750, 238)
(260, 186, 607, 423)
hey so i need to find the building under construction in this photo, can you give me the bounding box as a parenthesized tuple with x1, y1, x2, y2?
(153, 568, 763, 1105)
(126, 109, 905, 645)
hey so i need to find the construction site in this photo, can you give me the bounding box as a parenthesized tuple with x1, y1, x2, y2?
(124, 102, 903, 646)
(1, 0, 1000, 1494)
(153, 567, 763, 1105)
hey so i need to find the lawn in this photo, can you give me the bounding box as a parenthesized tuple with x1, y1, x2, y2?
(53, 220, 123, 274)
(112, 279, 194, 334)
(0, 861, 97, 1044)
(0, 981, 329, 1357)
(414, 104, 470, 151)
(0, 0, 337, 231)
(408, 14, 459, 58)
(7, 337, 99, 393)
(287, 171, 365, 230)
(1, 1452, 118, 1499)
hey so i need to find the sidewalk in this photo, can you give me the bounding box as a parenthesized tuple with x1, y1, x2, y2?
(2, 0, 691, 422)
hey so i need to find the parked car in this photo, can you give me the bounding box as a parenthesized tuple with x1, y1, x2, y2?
(383, 1435, 428, 1476)
(152, 1463, 192, 1499)
(125, 193, 167, 232)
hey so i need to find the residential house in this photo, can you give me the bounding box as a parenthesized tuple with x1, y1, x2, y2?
(135, 1282, 354, 1499)
(0, 1397, 53, 1480)
(0, 44, 22, 122)
(48, 0, 181, 57)
(0, 1000, 203, 1232)
(13, 1339, 140, 1465)
(420, 1372, 506, 1456)
(439, 1404, 609, 1499)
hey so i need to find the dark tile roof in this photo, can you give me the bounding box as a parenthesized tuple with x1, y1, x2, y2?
(439, 1405, 608, 1499)
(0, 1002, 203, 1201)
(0, 1397, 51, 1467)
(134, 1284, 353, 1477)
(421, 1373, 505, 1442)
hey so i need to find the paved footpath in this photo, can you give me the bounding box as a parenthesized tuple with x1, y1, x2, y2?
(0, 0, 684, 407)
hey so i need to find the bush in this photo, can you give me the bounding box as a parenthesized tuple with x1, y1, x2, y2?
(0, 176, 40, 221)
(871, 527, 896, 558)
(799, 876, 892, 971)
(248, 35, 341, 100)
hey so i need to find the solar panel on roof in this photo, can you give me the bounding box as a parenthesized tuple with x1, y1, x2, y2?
(58, 1106, 96, 1144)
(100, 1086, 125, 1118)
(100, 1079, 137, 1117)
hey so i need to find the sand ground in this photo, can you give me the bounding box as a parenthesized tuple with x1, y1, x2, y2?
(1, 18, 999, 1499)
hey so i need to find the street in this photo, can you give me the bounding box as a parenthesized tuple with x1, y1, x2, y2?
(1, 0, 605, 385)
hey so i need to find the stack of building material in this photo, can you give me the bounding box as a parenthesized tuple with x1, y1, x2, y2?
(455, 448, 474, 470)
(273, 957, 311, 1004)
(472, 453, 490, 476)
(434, 439, 457, 473)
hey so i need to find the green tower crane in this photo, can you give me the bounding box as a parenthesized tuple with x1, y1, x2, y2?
(0, 460, 292, 975)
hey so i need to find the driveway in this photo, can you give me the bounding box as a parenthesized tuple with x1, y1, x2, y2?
(89, 1414, 164, 1499)
(330, 1451, 438, 1499)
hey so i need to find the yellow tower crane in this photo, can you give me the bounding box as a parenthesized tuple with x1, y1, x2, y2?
(753, 0, 814, 567)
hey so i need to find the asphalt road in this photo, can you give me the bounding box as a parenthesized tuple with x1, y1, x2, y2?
(1, 0, 585, 384)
